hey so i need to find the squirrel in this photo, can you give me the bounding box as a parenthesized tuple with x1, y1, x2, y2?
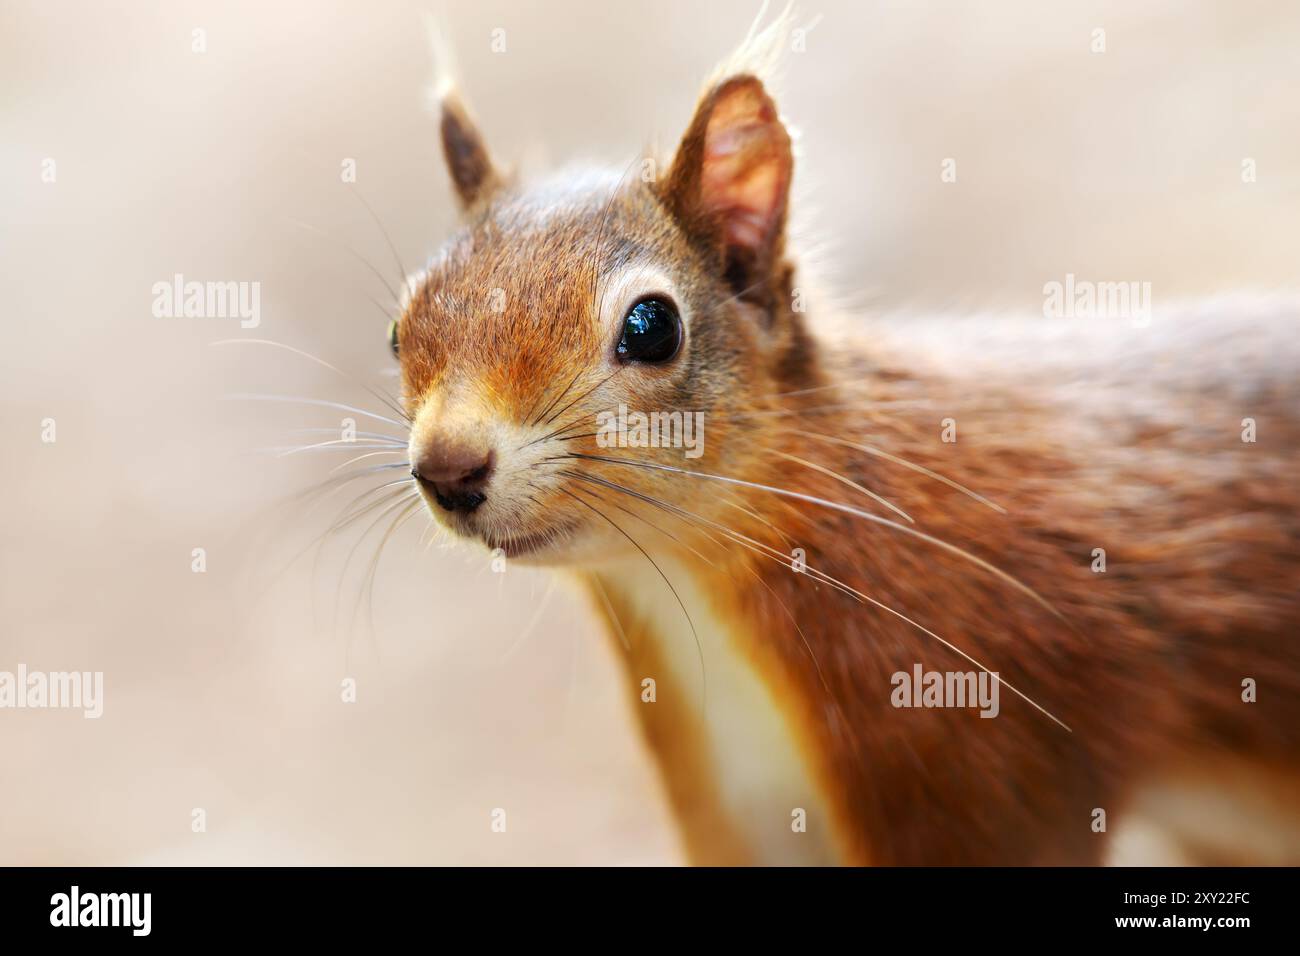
(387, 18, 1300, 865)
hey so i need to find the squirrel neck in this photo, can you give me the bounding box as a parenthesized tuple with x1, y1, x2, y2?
(576, 359, 930, 865)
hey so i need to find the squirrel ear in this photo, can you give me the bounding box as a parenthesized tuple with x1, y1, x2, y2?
(663, 75, 793, 299)
(439, 93, 501, 210)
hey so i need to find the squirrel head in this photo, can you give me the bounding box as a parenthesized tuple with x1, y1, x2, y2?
(397, 71, 815, 563)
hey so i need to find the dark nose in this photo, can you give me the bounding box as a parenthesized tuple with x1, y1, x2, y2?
(412, 442, 495, 513)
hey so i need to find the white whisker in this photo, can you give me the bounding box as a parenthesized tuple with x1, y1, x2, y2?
(221, 393, 408, 431)
(565, 452, 1059, 619)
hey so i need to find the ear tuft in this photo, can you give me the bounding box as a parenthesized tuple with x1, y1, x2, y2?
(439, 92, 501, 210)
(709, 0, 796, 92)
(425, 13, 500, 210)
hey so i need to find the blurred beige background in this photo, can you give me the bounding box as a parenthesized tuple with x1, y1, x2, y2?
(1, 0, 1297, 864)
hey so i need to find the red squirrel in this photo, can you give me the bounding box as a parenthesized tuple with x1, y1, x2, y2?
(385, 17, 1300, 865)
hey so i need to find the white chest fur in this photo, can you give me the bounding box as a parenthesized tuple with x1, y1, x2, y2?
(598, 553, 841, 865)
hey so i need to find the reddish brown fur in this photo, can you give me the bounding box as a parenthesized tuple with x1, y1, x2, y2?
(399, 71, 1300, 864)
(647, 366, 1300, 863)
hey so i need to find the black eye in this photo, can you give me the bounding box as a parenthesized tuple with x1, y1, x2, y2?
(387, 318, 399, 358)
(617, 298, 682, 364)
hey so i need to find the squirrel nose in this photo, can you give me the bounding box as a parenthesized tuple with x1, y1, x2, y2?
(412, 442, 495, 514)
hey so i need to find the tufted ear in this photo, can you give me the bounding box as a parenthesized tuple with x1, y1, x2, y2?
(439, 92, 501, 210)
(662, 75, 793, 302)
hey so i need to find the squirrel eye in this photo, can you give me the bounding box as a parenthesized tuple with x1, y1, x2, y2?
(387, 318, 399, 358)
(616, 298, 682, 364)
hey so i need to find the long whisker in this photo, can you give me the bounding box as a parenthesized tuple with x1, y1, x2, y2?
(364, 293, 396, 323)
(501, 577, 558, 660)
(294, 463, 413, 513)
(561, 452, 1059, 619)
(518, 374, 623, 451)
(251, 479, 412, 603)
(589, 574, 631, 653)
(730, 559, 869, 763)
(590, 155, 640, 313)
(210, 338, 410, 425)
(308, 483, 416, 639)
(563, 468, 1071, 733)
(772, 449, 914, 524)
(284, 216, 403, 306)
(221, 393, 409, 431)
(354, 497, 424, 659)
(528, 367, 586, 429)
(557, 487, 707, 716)
(542, 367, 624, 428)
(722, 496, 797, 551)
(709, 398, 933, 423)
(348, 186, 416, 301)
(794, 430, 1007, 515)
(257, 463, 414, 556)
(271, 441, 406, 457)
(570, 478, 853, 748)
(520, 412, 596, 450)
(570, 483, 720, 571)
(330, 478, 416, 523)
(329, 451, 411, 475)
(332, 491, 421, 652)
(292, 427, 407, 444)
(767, 380, 844, 401)
(768, 377, 921, 402)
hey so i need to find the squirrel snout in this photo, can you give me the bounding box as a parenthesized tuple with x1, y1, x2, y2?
(411, 442, 496, 514)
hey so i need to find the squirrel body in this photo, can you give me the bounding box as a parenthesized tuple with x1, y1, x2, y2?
(587, 307, 1300, 864)
(395, 31, 1300, 864)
